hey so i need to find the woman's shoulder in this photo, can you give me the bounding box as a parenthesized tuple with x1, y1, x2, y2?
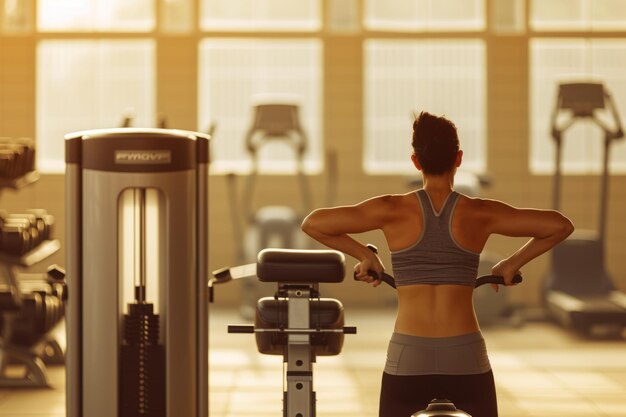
(361, 192, 420, 216)
(367, 191, 419, 205)
(455, 194, 509, 218)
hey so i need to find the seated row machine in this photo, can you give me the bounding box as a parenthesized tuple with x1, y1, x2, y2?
(214, 248, 356, 417)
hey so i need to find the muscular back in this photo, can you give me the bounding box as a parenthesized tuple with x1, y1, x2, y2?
(381, 191, 490, 254)
(380, 191, 489, 337)
(301, 185, 573, 337)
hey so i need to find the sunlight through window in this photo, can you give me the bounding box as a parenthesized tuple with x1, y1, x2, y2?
(200, 0, 320, 31)
(530, 39, 626, 174)
(36, 40, 155, 172)
(531, 0, 626, 31)
(198, 39, 322, 174)
(364, 40, 486, 174)
(364, 0, 485, 31)
(38, 0, 154, 31)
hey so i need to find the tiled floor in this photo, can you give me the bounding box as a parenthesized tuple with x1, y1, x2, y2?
(0, 309, 625, 416)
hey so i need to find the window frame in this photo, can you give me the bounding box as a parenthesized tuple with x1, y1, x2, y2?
(362, 37, 488, 175)
(9, 0, 626, 176)
(528, 1, 626, 175)
(360, 0, 489, 175)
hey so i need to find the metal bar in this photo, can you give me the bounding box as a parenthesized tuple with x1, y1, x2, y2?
(197, 160, 209, 417)
(65, 163, 82, 417)
(135, 188, 147, 303)
(286, 288, 313, 417)
(552, 134, 562, 211)
(599, 134, 610, 244)
(252, 328, 348, 334)
(286, 344, 313, 417)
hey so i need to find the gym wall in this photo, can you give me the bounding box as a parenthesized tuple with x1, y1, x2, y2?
(1, 35, 625, 309)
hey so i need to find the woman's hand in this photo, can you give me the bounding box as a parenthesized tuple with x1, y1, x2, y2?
(490, 259, 521, 292)
(354, 256, 386, 288)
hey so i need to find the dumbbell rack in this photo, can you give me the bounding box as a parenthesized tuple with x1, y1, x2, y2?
(0, 171, 62, 388)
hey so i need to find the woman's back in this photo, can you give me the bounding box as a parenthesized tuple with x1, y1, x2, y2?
(395, 284, 477, 336)
(382, 190, 489, 255)
(383, 189, 490, 337)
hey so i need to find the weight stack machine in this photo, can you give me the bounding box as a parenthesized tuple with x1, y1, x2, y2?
(65, 128, 210, 417)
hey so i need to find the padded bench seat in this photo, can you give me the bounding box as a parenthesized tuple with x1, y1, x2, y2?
(257, 249, 345, 284)
(255, 297, 345, 356)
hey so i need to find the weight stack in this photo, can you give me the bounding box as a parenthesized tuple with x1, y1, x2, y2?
(120, 302, 165, 417)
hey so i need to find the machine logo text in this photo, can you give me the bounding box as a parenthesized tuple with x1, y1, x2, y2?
(115, 150, 172, 164)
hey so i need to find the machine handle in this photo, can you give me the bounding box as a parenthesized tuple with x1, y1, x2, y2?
(228, 325, 255, 334)
(231, 327, 356, 335)
(226, 326, 358, 336)
(352, 244, 397, 288)
(476, 274, 523, 287)
(208, 266, 239, 303)
(210, 267, 233, 284)
(354, 269, 522, 289)
(352, 270, 397, 288)
(354, 244, 523, 289)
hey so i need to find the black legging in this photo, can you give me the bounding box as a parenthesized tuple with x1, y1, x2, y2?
(379, 370, 498, 417)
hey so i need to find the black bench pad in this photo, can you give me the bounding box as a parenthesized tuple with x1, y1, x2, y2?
(257, 249, 345, 283)
(255, 297, 345, 356)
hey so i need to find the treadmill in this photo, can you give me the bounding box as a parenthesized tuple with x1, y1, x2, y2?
(227, 98, 315, 319)
(544, 81, 626, 335)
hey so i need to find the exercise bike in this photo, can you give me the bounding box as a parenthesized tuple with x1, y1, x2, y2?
(211, 244, 522, 417)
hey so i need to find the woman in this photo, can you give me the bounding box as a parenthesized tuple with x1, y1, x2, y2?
(301, 111, 574, 417)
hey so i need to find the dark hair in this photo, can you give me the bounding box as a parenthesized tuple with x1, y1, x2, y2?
(412, 111, 459, 175)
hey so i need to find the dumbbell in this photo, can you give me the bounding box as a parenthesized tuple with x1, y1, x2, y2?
(14, 265, 66, 302)
(1, 211, 55, 255)
(10, 291, 64, 348)
(0, 144, 25, 179)
(26, 209, 55, 241)
(1, 224, 32, 256)
(46, 264, 67, 302)
(0, 138, 35, 179)
(4, 214, 40, 251)
(0, 210, 5, 250)
(0, 148, 19, 180)
(0, 151, 10, 179)
(13, 138, 36, 174)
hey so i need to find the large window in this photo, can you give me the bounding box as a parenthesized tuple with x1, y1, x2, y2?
(24, 0, 626, 177)
(362, 0, 486, 175)
(38, 0, 154, 31)
(36, 40, 156, 172)
(531, 0, 626, 31)
(198, 39, 323, 174)
(364, 0, 485, 31)
(364, 40, 486, 174)
(33, 0, 160, 173)
(529, 0, 626, 174)
(31, 1, 322, 174)
(200, 0, 320, 31)
(530, 39, 626, 174)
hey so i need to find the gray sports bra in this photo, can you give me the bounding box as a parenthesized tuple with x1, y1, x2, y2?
(390, 190, 480, 287)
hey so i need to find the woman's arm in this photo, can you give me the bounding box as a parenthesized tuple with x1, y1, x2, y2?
(484, 199, 574, 286)
(301, 195, 397, 285)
